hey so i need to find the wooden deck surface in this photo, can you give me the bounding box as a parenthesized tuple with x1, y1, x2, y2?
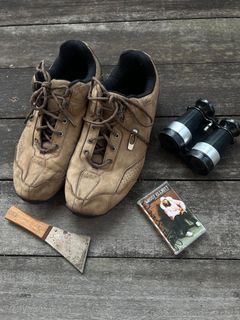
(0, 1, 240, 319)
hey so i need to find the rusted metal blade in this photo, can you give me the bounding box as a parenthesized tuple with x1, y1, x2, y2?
(45, 227, 91, 273)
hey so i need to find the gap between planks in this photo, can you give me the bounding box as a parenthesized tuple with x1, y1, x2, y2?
(0, 254, 240, 261)
(1, 15, 240, 29)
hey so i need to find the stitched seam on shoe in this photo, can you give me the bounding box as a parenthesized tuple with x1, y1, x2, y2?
(14, 158, 65, 188)
(70, 169, 101, 200)
(115, 157, 145, 193)
(16, 149, 66, 177)
(65, 159, 144, 202)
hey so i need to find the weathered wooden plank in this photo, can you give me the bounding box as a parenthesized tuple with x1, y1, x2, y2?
(1, 0, 240, 26)
(1, 180, 240, 258)
(1, 118, 240, 180)
(0, 19, 240, 67)
(1, 63, 240, 118)
(0, 257, 239, 320)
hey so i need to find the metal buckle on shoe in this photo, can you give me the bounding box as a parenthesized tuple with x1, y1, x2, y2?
(128, 129, 138, 151)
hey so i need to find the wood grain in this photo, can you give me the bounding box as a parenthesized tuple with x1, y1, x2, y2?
(0, 256, 239, 320)
(0, 19, 240, 67)
(5, 206, 51, 239)
(1, 1, 240, 318)
(1, 180, 240, 259)
(1, 63, 240, 118)
(1, 0, 240, 26)
(1, 118, 240, 181)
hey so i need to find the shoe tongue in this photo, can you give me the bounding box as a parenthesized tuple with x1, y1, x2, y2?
(90, 83, 117, 165)
(90, 83, 102, 112)
(42, 140, 53, 150)
(47, 79, 70, 113)
(91, 83, 118, 119)
(50, 78, 70, 87)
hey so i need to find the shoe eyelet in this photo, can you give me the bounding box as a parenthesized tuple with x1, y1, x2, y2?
(59, 131, 64, 137)
(88, 139, 93, 144)
(111, 146, 116, 151)
(84, 150, 90, 157)
(62, 119, 68, 124)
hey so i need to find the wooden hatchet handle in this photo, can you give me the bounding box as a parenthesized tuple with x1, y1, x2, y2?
(5, 206, 52, 239)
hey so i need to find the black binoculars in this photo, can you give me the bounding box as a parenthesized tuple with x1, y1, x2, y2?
(159, 99, 240, 175)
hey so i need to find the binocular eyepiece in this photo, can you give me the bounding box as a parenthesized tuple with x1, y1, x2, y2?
(159, 99, 240, 175)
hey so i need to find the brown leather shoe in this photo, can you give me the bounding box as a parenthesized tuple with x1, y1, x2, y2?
(65, 50, 160, 216)
(13, 40, 101, 201)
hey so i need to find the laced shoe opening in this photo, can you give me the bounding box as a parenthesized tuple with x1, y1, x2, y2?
(83, 51, 157, 168)
(84, 77, 154, 168)
(103, 50, 156, 98)
(30, 40, 98, 153)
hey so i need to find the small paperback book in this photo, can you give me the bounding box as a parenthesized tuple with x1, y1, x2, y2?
(137, 181, 206, 255)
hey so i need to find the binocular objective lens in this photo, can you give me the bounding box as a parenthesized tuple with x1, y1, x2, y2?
(159, 121, 192, 152)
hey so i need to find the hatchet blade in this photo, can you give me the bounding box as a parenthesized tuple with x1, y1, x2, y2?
(45, 227, 91, 273)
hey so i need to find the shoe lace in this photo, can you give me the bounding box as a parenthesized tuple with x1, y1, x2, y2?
(83, 77, 153, 169)
(25, 60, 76, 154)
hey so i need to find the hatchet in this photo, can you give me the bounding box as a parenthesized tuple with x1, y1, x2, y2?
(5, 206, 91, 273)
